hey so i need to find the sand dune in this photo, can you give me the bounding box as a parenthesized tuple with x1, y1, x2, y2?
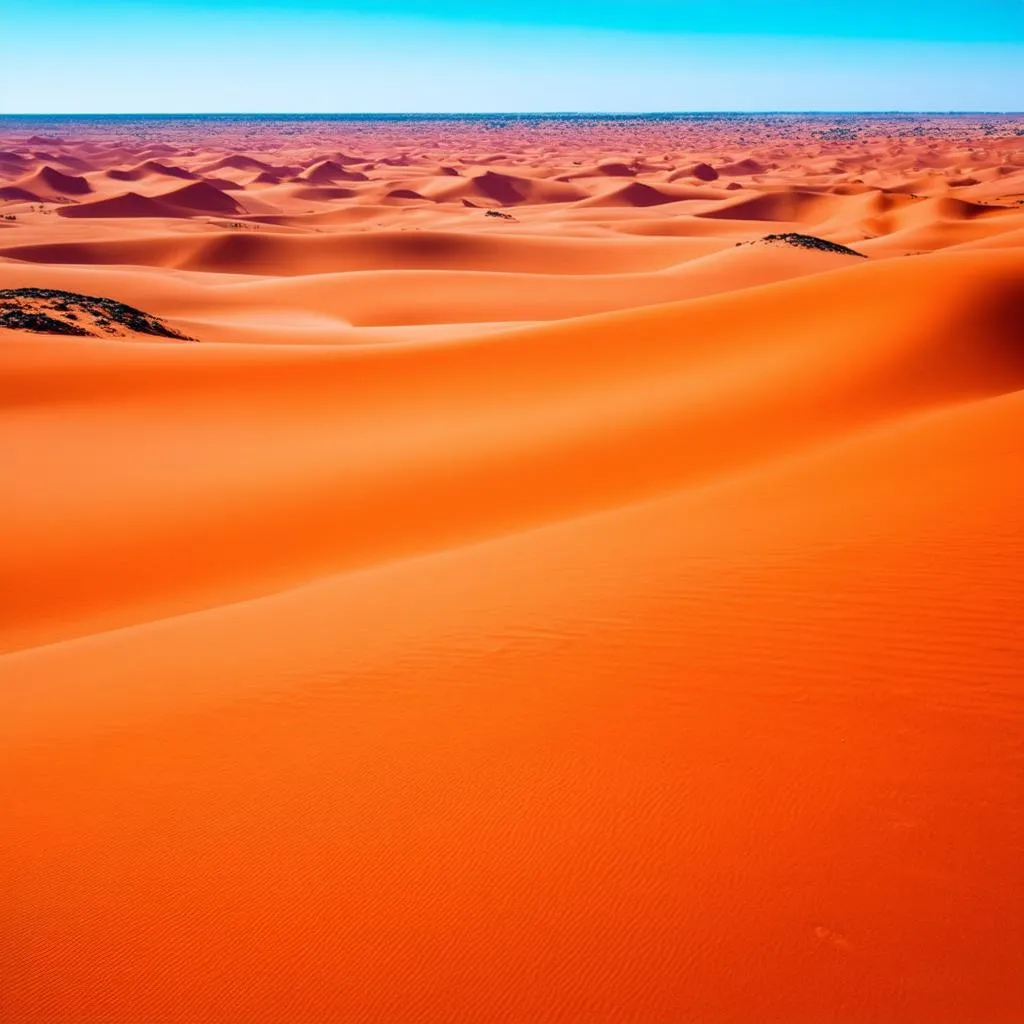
(716, 156, 769, 175)
(3, 246, 1021, 651)
(16, 164, 93, 197)
(2, 114, 1023, 1024)
(669, 160, 720, 181)
(575, 180, 703, 207)
(1, 228, 719, 275)
(420, 168, 588, 206)
(696, 188, 846, 222)
(0, 185, 42, 203)
(56, 190, 186, 219)
(298, 158, 370, 183)
(557, 159, 637, 179)
(199, 153, 276, 174)
(156, 180, 244, 214)
(106, 160, 199, 182)
(0, 240, 865, 334)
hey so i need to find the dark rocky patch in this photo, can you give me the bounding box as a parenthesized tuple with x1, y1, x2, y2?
(749, 233, 867, 257)
(0, 287, 195, 340)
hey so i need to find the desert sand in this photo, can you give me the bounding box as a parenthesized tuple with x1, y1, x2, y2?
(2, 113, 1023, 1023)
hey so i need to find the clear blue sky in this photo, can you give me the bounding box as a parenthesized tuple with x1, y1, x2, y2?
(2, 0, 1022, 112)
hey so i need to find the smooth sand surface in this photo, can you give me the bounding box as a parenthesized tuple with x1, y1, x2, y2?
(2, 114, 1023, 1023)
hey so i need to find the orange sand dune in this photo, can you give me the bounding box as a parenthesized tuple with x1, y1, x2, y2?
(198, 153, 277, 174)
(3, 247, 1022, 654)
(422, 168, 589, 206)
(0, 240, 867, 331)
(15, 163, 93, 197)
(1, 228, 723, 275)
(556, 158, 636, 178)
(105, 159, 199, 182)
(575, 179, 707, 207)
(298, 158, 370, 183)
(55, 190, 187, 219)
(156, 180, 244, 214)
(2, 114, 1023, 1024)
(696, 188, 849, 222)
(0, 185, 42, 203)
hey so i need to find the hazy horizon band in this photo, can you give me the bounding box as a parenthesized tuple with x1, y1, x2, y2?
(4, 111, 1023, 119)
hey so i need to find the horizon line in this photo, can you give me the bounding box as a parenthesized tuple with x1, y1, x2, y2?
(2, 110, 1023, 118)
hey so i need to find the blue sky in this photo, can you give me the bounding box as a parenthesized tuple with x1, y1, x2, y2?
(2, 1, 1022, 112)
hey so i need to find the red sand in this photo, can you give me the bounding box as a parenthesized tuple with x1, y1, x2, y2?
(2, 114, 1023, 1024)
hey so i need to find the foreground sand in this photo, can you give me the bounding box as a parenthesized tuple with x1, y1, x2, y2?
(2, 114, 1023, 1023)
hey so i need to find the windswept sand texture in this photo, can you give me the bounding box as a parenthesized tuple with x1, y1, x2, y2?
(2, 113, 1024, 1024)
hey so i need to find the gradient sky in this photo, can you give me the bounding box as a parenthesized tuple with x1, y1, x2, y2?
(2, 0, 1022, 112)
